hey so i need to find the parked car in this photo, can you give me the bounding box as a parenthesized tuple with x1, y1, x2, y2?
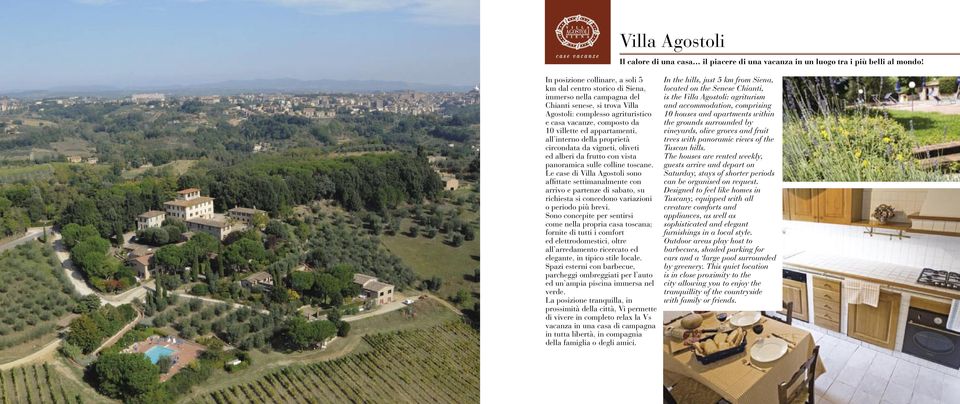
(403, 299, 414, 305)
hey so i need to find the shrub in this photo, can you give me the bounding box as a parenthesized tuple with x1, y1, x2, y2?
(157, 356, 174, 374)
(214, 303, 231, 316)
(784, 106, 943, 181)
(197, 336, 225, 351)
(153, 313, 169, 327)
(59, 341, 84, 361)
(190, 284, 209, 296)
(176, 304, 189, 317)
(180, 326, 197, 339)
(74, 294, 102, 315)
(939, 76, 958, 95)
(337, 321, 350, 337)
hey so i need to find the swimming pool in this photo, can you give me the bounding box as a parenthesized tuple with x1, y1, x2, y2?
(144, 346, 175, 364)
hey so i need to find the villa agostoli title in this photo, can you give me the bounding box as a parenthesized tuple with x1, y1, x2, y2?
(620, 33, 725, 53)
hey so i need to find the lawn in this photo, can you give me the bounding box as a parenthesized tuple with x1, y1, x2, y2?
(886, 110, 960, 145)
(380, 216, 480, 303)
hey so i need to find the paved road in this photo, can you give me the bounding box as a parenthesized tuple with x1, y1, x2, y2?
(50, 232, 98, 297)
(0, 227, 48, 253)
(104, 280, 151, 306)
(343, 297, 416, 322)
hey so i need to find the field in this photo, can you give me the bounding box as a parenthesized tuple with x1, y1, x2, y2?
(49, 138, 93, 157)
(177, 298, 459, 401)
(379, 215, 480, 303)
(886, 109, 960, 145)
(141, 293, 276, 352)
(0, 243, 78, 364)
(192, 321, 479, 404)
(122, 159, 198, 179)
(16, 118, 59, 128)
(0, 363, 114, 404)
(0, 164, 55, 184)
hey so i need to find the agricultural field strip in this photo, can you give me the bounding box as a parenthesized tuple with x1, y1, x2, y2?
(374, 324, 474, 401)
(293, 365, 346, 403)
(274, 369, 309, 402)
(288, 367, 334, 403)
(380, 330, 477, 399)
(357, 343, 447, 403)
(201, 323, 479, 403)
(0, 364, 80, 404)
(235, 384, 259, 404)
(263, 373, 291, 403)
(342, 355, 403, 403)
(0, 244, 77, 355)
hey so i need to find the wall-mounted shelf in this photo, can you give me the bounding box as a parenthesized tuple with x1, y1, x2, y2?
(854, 221, 911, 240)
(907, 215, 960, 222)
(905, 229, 960, 238)
(852, 220, 911, 231)
(906, 214, 960, 238)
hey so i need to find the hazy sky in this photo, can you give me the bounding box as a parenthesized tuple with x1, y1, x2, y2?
(0, 0, 479, 91)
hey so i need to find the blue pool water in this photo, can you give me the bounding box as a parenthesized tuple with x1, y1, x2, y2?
(144, 346, 175, 364)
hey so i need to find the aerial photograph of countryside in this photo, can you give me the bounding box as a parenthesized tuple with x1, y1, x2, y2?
(0, 1, 479, 403)
(783, 76, 960, 181)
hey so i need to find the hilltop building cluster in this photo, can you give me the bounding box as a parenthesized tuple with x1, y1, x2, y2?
(136, 188, 265, 241)
(130, 189, 265, 280)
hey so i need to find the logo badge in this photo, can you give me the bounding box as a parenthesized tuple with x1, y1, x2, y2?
(555, 15, 600, 50)
(545, 0, 610, 64)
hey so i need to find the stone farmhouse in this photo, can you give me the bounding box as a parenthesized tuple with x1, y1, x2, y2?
(353, 274, 395, 305)
(136, 188, 266, 241)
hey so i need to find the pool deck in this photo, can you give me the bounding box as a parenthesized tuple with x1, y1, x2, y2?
(874, 99, 960, 114)
(125, 336, 205, 382)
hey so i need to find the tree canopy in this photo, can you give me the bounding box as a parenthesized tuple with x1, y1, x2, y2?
(91, 352, 160, 400)
(283, 316, 336, 350)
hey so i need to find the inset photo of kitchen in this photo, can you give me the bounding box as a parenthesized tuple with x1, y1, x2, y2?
(780, 187, 960, 403)
(664, 187, 960, 404)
